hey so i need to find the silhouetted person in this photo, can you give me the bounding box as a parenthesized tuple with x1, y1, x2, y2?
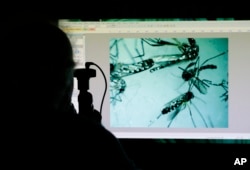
(1, 19, 138, 170)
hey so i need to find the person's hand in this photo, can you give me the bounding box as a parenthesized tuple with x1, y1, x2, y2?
(77, 91, 102, 123)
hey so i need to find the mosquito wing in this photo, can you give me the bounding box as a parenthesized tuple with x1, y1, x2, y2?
(161, 93, 187, 115)
(191, 78, 208, 94)
(113, 59, 154, 77)
(142, 38, 178, 46)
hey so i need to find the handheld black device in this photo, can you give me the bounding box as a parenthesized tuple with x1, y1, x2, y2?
(73, 63, 102, 123)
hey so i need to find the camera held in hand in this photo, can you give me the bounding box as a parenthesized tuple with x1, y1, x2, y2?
(74, 67, 102, 123)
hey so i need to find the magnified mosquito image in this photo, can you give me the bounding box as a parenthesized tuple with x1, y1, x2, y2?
(109, 38, 228, 128)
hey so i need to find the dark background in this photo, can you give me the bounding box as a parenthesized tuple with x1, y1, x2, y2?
(5, 2, 250, 169)
(4, 2, 250, 21)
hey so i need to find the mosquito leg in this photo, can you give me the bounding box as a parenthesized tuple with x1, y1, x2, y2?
(110, 93, 122, 106)
(142, 38, 178, 46)
(167, 119, 174, 128)
(191, 102, 209, 127)
(122, 39, 136, 63)
(148, 113, 162, 127)
(172, 38, 182, 46)
(200, 50, 228, 66)
(187, 104, 196, 128)
(134, 39, 145, 61)
(206, 115, 214, 128)
(167, 108, 181, 128)
(110, 39, 119, 64)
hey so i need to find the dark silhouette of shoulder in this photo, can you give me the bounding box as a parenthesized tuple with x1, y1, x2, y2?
(1, 19, 138, 170)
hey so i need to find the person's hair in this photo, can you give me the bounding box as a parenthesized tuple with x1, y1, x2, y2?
(1, 20, 75, 119)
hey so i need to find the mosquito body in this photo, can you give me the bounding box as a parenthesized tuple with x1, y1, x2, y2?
(146, 38, 200, 72)
(148, 85, 210, 128)
(161, 91, 194, 115)
(178, 51, 227, 94)
(110, 59, 154, 78)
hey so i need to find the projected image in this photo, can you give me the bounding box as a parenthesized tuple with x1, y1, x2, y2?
(110, 38, 228, 128)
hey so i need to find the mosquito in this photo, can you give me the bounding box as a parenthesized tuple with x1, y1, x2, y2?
(177, 51, 228, 94)
(109, 38, 200, 105)
(110, 38, 149, 104)
(148, 83, 212, 128)
(111, 38, 200, 75)
(145, 38, 200, 73)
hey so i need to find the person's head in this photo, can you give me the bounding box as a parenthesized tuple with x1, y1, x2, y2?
(1, 20, 75, 120)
